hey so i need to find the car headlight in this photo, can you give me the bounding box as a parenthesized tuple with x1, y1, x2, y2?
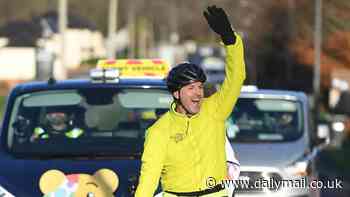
(285, 148, 319, 177)
(285, 160, 308, 177)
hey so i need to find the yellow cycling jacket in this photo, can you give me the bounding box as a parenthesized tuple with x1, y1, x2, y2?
(135, 34, 246, 197)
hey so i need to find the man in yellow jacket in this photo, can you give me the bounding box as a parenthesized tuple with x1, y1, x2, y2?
(135, 5, 246, 197)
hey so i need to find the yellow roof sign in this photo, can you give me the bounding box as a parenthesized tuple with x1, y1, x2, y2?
(97, 59, 170, 78)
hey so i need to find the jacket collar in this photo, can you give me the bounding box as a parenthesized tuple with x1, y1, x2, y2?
(169, 101, 200, 120)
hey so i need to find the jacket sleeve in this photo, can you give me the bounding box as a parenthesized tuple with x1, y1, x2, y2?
(135, 126, 168, 197)
(207, 33, 246, 121)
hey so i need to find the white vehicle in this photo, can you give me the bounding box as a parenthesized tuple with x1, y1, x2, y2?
(227, 88, 323, 197)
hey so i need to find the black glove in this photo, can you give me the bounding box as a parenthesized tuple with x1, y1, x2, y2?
(203, 5, 236, 45)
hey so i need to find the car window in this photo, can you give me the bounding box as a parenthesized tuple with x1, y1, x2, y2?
(6, 88, 172, 157)
(22, 91, 82, 107)
(227, 98, 304, 143)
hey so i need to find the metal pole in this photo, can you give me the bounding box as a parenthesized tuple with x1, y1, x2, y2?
(107, 0, 118, 59)
(286, 0, 295, 82)
(128, 1, 136, 58)
(139, 18, 147, 58)
(58, 0, 67, 77)
(314, 0, 322, 118)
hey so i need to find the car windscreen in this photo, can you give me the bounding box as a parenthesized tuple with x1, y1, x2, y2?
(227, 98, 304, 143)
(6, 88, 173, 157)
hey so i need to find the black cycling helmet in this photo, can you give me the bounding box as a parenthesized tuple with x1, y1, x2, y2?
(166, 63, 207, 93)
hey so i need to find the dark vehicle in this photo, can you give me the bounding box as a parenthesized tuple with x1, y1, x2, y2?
(0, 65, 172, 196)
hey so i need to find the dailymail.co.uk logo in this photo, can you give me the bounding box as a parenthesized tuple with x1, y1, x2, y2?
(237, 176, 250, 181)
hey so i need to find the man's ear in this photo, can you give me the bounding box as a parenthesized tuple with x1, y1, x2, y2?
(173, 91, 179, 100)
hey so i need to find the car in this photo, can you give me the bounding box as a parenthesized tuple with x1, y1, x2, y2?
(0, 59, 172, 196)
(227, 87, 322, 197)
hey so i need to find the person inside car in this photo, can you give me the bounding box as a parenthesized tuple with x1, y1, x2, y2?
(30, 110, 84, 142)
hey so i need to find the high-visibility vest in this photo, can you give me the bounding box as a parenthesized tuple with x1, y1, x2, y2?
(34, 127, 84, 139)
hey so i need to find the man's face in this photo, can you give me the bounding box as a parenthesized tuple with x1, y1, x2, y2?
(46, 112, 68, 131)
(173, 81, 204, 115)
